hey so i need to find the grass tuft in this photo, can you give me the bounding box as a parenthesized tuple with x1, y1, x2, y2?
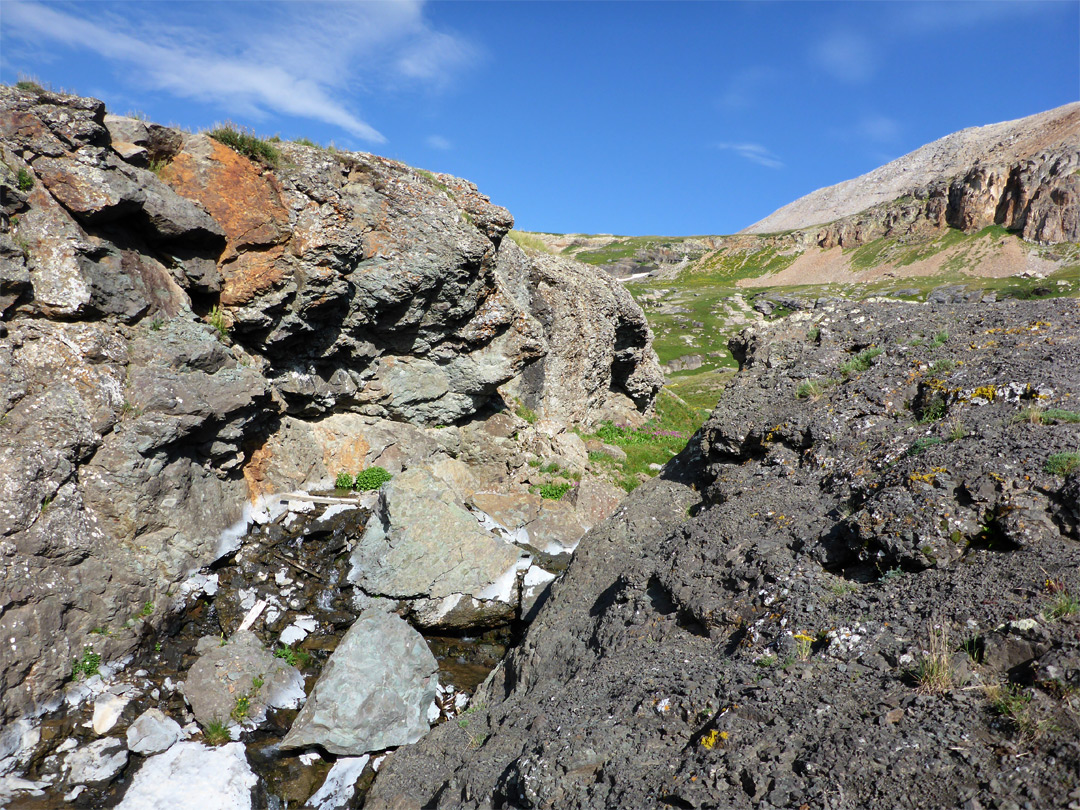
(1046, 451, 1080, 476)
(208, 122, 280, 167)
(839, 347, 883, 378)
(913, 623, 952, 694)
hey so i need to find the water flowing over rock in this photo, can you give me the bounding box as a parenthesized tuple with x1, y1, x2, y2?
(281, 610, 438, 756)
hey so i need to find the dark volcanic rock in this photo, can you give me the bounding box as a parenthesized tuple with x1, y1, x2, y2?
(367, 297, 1080, 810)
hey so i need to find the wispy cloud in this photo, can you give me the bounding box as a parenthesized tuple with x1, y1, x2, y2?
(717, 66, 781, 111)
(2, 1, 478, 144)
(714, 142, 784, 170)
(812, 30, 877, 84)
(426, 135, 452, 150)
(857, 114, 901, 144)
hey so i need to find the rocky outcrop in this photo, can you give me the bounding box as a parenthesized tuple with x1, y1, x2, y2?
(366, 296, 1080, 810)
(0, 85, 660, 725)
(745, 101, 1080, 241)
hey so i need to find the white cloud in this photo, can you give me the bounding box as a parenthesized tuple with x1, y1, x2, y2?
(2, 1, 478, 144)
(812, 30, 877, 84)
(714, 142, 784, 170)
(857, 114, 901, 144)
(426, 135, 452, 150)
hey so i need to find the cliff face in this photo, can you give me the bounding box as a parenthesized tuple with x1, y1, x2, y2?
(367, 296, 1080, 810)
(0, 86, 661, 722)
(745, 102, 1080, 244)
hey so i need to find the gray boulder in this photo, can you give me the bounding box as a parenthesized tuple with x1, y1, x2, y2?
(281, 610, 438, 755)
(182, 631, 305, 728)
(348, 467, 526, 629)
(126, 708, 182, 755)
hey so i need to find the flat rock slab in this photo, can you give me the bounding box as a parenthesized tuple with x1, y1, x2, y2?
(281, 610, 438, 756)
(183, 630, 305, 728)
(65, 737, 127, 785)
(117, 741, 256, 810)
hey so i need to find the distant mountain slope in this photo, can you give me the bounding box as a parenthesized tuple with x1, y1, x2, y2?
(743, 102, 1080, 235)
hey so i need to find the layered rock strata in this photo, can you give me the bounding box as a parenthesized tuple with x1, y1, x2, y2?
(0, 85, 661, 723)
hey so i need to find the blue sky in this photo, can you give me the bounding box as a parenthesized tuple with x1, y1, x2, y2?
(2, 1, 1078, 235)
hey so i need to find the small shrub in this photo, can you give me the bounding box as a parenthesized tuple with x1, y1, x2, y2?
(1046, 451, 1080, 476)
(927, 359, 954, 374)
(208, 123, 280, 167)
(928, 330, 949, 349)
(72, 647, 102, 680)
(138, 600, 154, 617)
(291, 136, 320, 148)
(15, 79, 43, 93)
(202, 719, 231, 746)
(16, 168, 34, 191)
(538, 482, 572, 500)
(839, 347, 883, 378)
(334, 471, 355, 489)
(880, 567, 905, 582)
(806, 327, 820, 342)
(354, 466, 392, 491)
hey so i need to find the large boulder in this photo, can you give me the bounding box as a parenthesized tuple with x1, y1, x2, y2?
(182, 631, 305, 728)
(281, 610, 438, 755)
(348, 467, 528, 629)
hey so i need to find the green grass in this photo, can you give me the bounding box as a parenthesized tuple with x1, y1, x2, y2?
(507, 230, 554, 254)
(208, 123, 280, 167)
(202, 719, 232, 746)
(928, 330, 949, 350)
(537, 482, 572, 500)
(1019, 407, 1080, 425)
(839, 347, 883, 378)
(1044, 591, 1079, 620)
(274, 645, 312, 668)
(581, 390, 705, 492)
(208, 305, 229, 339)
(16, 168, 33, 191)
(795, 379, 828, 400)
(1046, 452, 1080, 476)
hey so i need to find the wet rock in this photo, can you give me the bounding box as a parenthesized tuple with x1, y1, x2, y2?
(64, 737, 128, 785)
(117, 741, 257, 810)
(305, 755, 370, 810)
(126, 708, 182, 755)
(281, 610, 438, 756)
(182, 630, 305, 728)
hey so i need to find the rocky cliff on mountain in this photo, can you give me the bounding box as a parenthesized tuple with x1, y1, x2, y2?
(368, 296, 1080, 810)
(745, 102, 1080, 245)
(0, 85, 661, 725)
